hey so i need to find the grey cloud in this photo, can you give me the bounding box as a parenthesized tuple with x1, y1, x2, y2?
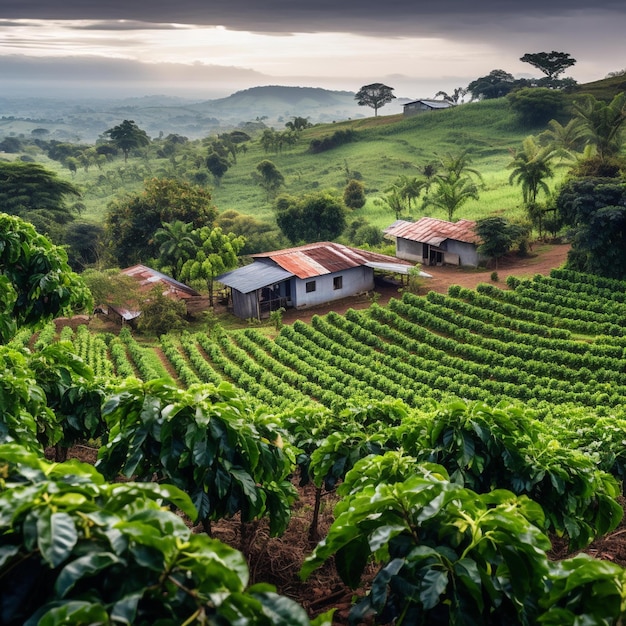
(68, 20, 188, 31)
(3, 1, 626, 38)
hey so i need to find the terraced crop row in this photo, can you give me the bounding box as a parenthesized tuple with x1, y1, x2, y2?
(40, 269, 626, 416)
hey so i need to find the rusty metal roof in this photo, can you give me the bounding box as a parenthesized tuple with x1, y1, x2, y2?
(120, 264, 200, 299)
(384, 218, 481, 246)
(251, 242, 413, 280)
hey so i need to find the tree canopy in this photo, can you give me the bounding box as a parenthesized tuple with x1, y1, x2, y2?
(275, 191, 347, 244)
(476, 216, 528, 268)
(507, 88, 567, 127)
(355, 83, 396, 116)
(179, 226, 245, 304)
(572, 92, 626, 165)
(556, 178, 626, 278)
(520, 51, 576, 81)
(104, 178, 217, 267)
(0, 213, 92, 343)
(102, 119, 150, 162)
(0, 161, 81, 241)
(466, 70, 518, 100)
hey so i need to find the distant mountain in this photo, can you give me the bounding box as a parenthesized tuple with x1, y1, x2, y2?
(189, 85, 366, 123)
(0, 85, 408, 143)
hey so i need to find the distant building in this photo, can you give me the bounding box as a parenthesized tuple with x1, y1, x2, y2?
(403, 99, 454, 117)
(217, 242, 418, 320)
(384, 217, 484, 267)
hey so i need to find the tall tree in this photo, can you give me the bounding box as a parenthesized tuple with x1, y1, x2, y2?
(103, 120, 150, 163)
(507, 136, 558, 206)
(0, 161, 81, 241)
(355, 83, 395, 116)
(153, 220, 198, 280)
(256, 160, 285, 200)
(466, 69, 518, 100)
(275, 191, 347, 244)
(179, 227, 245, 305)
(520, 51, 576, 81)
(555, 178, 626, 278)
(104, 178, 217, 267)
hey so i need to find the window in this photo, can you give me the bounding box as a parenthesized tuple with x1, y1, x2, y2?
(333, 276, 343, 290)
(305, 280, 316, 293)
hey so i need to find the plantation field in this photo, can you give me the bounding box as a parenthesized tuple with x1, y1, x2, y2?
(28, 265, 626, 422)
(9, 260, 626, 624)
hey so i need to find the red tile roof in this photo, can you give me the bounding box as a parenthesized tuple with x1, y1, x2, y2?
(384, 217, 481, 245)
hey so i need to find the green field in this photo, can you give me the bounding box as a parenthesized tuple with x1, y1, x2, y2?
(8, 97, 561, 231)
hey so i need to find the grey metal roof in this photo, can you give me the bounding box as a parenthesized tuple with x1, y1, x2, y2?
(404, 99, 454, 110)
(217, 262, 294, 294)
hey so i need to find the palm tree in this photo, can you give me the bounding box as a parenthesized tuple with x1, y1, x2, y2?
(423, 150, 483, 221)
(375, 188, 406, 220)
(424, 173, 480, 222)
(572, 92, 626, 161)
(396, 175, 424, 210)
(507, 136, 558, 207)
(539, 118, 586, 157)
(438, 149, 483, 183)
(153, 220, 198, 281)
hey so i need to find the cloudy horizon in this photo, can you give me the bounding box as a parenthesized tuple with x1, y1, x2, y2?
(1, 1, 625, 101)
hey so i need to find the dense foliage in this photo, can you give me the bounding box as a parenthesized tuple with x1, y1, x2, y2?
(0, 445, 324, 626)
(104, 178, 218, 266)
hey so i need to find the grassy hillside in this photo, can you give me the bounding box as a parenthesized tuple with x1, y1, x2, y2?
(12, 75, 625, 234)
(51, 97, 540, 231)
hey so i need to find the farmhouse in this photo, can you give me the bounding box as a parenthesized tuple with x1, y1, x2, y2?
(384, 217, 484, 268)
(403, 99, 454, 117)
(98, 264, 205, 325)
(217, 241, 417, 320)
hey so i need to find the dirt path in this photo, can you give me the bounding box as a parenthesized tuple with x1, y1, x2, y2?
(281, 242, 571, 325)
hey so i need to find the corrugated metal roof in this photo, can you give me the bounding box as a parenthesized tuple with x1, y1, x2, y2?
(404, 99, 454, 110)
(251, 242, 413, 279)
(384, 218, 481, 246)
(217, 262, 294, 294)
(120, 264, 201, 298)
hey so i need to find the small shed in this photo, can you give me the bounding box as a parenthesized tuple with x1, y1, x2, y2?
(99, 265, 205, 325)
(217, 242, 417, 320)
(384, 217, 484, 267)
(403, 99, 454, 117)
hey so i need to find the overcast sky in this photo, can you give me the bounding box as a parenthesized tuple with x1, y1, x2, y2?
(1, 1, 625, 100)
